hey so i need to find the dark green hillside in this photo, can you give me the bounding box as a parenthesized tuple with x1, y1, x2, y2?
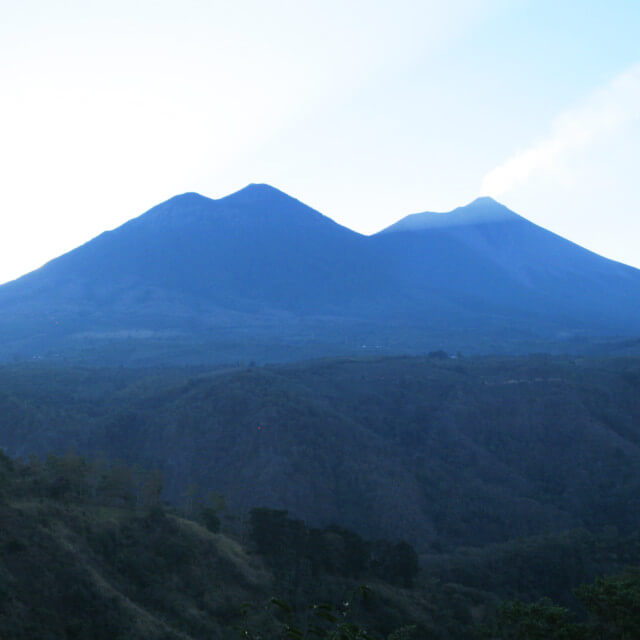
(1, 355, 640, 551)
(0, 452, 492, 639)
(2, 453, 640, 639)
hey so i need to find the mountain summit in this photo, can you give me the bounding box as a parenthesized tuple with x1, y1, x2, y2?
(0, 185, 639, 363)
(380, 196, 521, 233)
(117, 184, 342, 232)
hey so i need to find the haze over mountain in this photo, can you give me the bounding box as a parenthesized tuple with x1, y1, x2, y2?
(1, 184, 638, 364)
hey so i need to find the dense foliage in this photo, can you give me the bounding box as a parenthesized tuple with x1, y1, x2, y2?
(249, 508, 419, 588)
(1, 449, 640, 638)
(0, 453, 430, 639)
(1, 355, 640, 551)
(2, 354, 640, 637)
(488, 570, 640, 639)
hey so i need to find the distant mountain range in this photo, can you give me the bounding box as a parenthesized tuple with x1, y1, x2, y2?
(1, 184, 638, 364)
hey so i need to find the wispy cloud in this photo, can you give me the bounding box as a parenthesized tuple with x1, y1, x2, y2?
(481, 62, 640, 196)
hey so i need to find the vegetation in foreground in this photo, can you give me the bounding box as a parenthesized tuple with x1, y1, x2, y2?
(1, 451, 640, 639)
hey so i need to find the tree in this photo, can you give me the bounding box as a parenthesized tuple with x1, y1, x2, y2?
(237, 587, 382, 640)
(494, 599, 583, 640)
(139, 468, 164, 509)
(200, 506, 221, 533)
(576, 570, 640, 639)
(369, 540, 419, 587)
(493, 569, 640, 639)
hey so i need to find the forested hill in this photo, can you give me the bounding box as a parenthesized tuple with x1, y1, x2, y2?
(1, 354, 640, 552)
(2, 451, 640, 639)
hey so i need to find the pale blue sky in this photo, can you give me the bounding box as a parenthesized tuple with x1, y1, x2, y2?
(1, 0, 639, 283)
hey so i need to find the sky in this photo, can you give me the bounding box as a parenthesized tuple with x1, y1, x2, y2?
(1, 0, 639, 284)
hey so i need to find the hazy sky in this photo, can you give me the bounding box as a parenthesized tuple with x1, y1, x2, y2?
(1, 0, 639, 283)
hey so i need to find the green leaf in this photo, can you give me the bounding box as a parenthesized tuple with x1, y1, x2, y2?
(271, 597, 294, 615)
(307, 623, 329, 638)
(315, 611, 339, 623)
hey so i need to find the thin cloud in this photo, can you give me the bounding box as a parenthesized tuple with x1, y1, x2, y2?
(481, 62, 640, 196)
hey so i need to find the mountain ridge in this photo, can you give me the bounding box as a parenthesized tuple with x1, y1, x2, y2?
(0, 184, 639, 364)
(378, 196, 523, 234)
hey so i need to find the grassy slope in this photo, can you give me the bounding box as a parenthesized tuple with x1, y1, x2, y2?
(2, 452, 640, 640)
(1, 497, 270, 639)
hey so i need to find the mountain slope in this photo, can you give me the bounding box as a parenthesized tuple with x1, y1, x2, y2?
(373, 197, 640, 333)
(1, 184, 390, 314)
(0, 185, 394, 361)
(0, 187, 639, 363)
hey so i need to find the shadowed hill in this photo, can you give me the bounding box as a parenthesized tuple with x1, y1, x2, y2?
(2, 451, 640, 639)
(1, 355, 640, 551)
